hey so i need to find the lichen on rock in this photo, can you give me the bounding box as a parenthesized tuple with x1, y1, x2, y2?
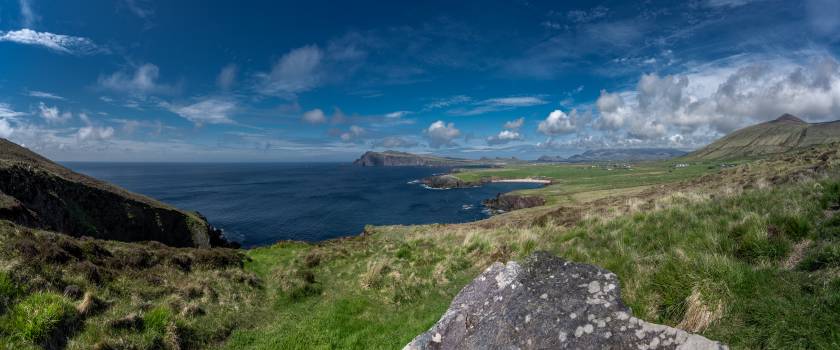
(404, 252, 728, 350)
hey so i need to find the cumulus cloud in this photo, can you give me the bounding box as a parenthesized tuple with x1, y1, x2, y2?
(339, 125, 365, 142)
(538, 109, 579, 135)
(486, 130, 523, 145)
(99, 63, 176, 96)
(0, 29, 100, 55)
(0, 119, 13, 138)
(504, 117, 525, 130)
(165, 98, 235, 126)
(425, 120, 461, 148)
(37, 102, 71, 124)
(27, 90, 63, 100)
(256, 45, 323, 97)
(302, 108, 327, 124)
(217, 64, 238, 90)
(594, 53, 840, 146)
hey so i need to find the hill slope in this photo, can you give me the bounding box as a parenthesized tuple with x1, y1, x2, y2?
(685, 114, 840, 160)
(0, 138, 229, 248)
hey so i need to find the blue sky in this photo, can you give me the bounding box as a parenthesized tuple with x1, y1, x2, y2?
(1, 0, 840, 161)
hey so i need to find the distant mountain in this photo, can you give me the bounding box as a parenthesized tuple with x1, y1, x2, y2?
(353, 150, 518, 167)
(538, 148, 686, 163)
(684, 114, 840, 160)
(0, 138, 230, 248)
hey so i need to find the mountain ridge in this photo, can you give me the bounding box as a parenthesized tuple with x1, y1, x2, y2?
(684, 114, 840, 160)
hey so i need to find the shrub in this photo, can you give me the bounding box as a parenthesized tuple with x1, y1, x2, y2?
(2, 292, 75, 344)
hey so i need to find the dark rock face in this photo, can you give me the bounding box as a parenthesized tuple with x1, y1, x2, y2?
(483, 194, 546, 212)
(0, 139, 231, 248)
(421, 175, 481, 189)
(405, 252, 728, 350)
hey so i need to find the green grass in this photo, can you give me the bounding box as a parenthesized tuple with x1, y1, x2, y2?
(452, 161, 724, 204)
(1, 292, 75, 346)
(214, 175, 840, 349)
(2, 145, 839, 349)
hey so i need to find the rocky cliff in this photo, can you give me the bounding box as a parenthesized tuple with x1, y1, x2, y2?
(0, 138, 231, 248)
(405, 252, 727, 350)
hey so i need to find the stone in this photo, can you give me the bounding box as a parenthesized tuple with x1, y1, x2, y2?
(403, 252, 728, 350)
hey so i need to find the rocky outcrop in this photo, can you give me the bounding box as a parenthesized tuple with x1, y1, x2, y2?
(482, 194, 546, 212)
(354, 151, 518, 167)
(0, 138, 233, 248)
(421, 175, 482, 189)
(354, 151, 466, 167)
(405, 252, 727, 350)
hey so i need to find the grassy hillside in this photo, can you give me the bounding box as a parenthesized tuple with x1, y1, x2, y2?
(2, 142, 839, 348)
(684, 114, 840, 161)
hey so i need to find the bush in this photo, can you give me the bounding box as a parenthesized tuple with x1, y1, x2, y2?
(2, 292, 75, 344)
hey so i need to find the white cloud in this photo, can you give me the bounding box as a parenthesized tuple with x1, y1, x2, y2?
(486, 130, 523, 145)
(504, 117, 524, 130)
(374, 136, 419, 148)
(538, 109, 578, 135)
(27, 90, 64, 100)
(217, 64, 238, 90)
(0, 103, 25, 118)
(340, 125, 365, 142)
(424, 95, 472, 110)
(19, 0, 38, 28)
(122, 0, 154, 19)
(385, 110, 411, 119)
(256, 45, 323, 97)
(593, 53, 840, 146)
(165, 98, 235, 126)
(99, 63, 176, 96)
(0, 119, 14, 138)
(37, 102, 71, 124)
(448, 96, 548, 116)
(76, 126, 114, 142)
(0, 29, 100, 55)
(302, 108, 327, 124)
(425, 120, 461, 148)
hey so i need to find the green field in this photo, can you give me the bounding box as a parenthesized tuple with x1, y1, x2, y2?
(453, 160, 731, 205)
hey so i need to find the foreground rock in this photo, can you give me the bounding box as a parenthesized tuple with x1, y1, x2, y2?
(482, 194, 546, 212)
(405, 252, 727, 350)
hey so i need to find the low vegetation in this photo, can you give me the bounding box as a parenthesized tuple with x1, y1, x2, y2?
(1, 145, 838, 348)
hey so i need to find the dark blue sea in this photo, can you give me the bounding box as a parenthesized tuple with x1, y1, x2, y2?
(63, 163, 541, 247)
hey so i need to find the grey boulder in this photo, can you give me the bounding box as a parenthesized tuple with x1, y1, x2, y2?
(404, 252, 727, 350)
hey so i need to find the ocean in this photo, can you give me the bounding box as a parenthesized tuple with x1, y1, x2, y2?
(63, 162, 542, 247)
